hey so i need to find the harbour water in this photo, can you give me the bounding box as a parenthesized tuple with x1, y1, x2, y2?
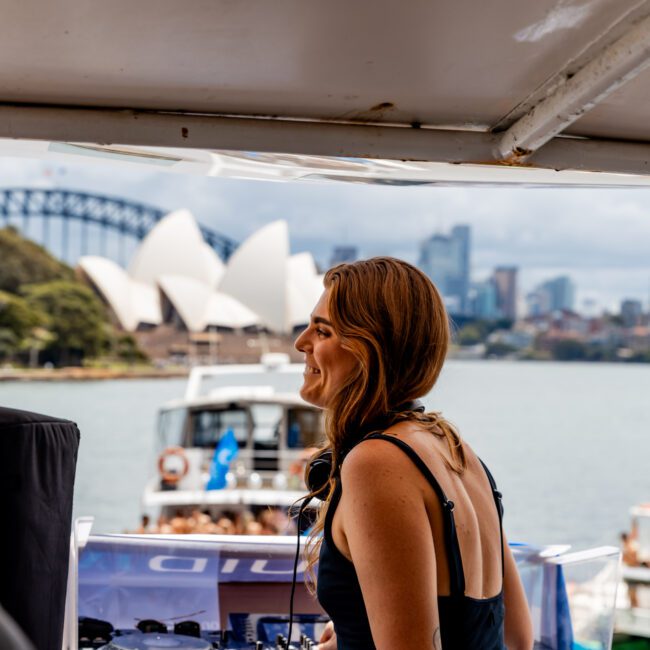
(2, 359, 649, 550)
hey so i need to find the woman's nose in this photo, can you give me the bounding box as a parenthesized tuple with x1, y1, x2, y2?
(294, 328, 310, 353)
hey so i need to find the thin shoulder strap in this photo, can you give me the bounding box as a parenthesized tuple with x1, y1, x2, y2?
(362, 433, 466, 597)
(478, 458, 505, 579)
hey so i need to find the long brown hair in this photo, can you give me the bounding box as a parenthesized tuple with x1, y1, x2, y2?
(303, 257, 466, 588)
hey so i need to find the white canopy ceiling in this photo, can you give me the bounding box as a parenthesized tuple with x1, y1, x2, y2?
(3, 1, 650, 184)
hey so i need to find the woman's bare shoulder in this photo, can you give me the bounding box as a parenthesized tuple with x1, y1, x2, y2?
(341, 433, 424, 488)
(343, 434, 409, 471)
(375, 421, 492, 487)
(340, 437, 431, 523)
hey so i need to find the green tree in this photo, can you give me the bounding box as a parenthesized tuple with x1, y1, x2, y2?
(115, 334, 150, 365)
(21, 327, 56, 368)
(0, 290, 48, 340)
(22, 281, 108, 365)
(0, 328, 18, 361)
(624, 349, 650, 363)
(0, 226, 74, 294)
(552, 339, 587, 361)
(484, 341, 516, 358)
(456, 324, 483, 346)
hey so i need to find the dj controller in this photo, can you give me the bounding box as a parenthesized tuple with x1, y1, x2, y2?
(79, 617, 320, 650)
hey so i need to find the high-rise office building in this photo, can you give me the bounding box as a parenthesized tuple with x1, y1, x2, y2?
(541, 276, 575, 312)
(329, 245, 358, 267)
(525, 288, 550, 317)
(527, 276, 575, 316)
(468, 278, 499, 320)
(492, 266, 518, 320)
(621, 299, 643, 327)
(418, 225, 471, 314)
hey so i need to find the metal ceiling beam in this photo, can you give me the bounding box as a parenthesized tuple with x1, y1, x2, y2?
(529, 135, 650, 177)
(2, 103, 650, 180)
(0, 103, 498, 163)
(497, 13, 650, 162)
(492, 0, 650, 133)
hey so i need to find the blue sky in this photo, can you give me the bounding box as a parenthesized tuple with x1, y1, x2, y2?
(2, 156, 650, 314)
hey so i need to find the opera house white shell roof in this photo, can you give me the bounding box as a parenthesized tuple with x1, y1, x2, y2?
(78, 210, 324, 333)
(129, 209, 225, 288)
(77, 256, 162, 331)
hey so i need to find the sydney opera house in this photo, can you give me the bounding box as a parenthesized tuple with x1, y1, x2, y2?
(77, 211, 324, 335)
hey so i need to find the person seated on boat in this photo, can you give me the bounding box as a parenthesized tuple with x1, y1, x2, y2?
(245, 520, 264, 535)
(621, 531, 639, 567)
(272, 507, 295, 535)
(621, 532, 641, 608)
(193, 509, 213, 533)
(169, 510, 190, 534)
(257, 509, 280, 535)
(217, 515, 237, 535)
(257, 507, 294, 535)
(150, 515, 174, 534)
(207, 520, 225, 535)
(134, 514, 150, 534)
(294, 257, 533, 650)
(185, 510, 198, 531)
(235, 510, 255, 534)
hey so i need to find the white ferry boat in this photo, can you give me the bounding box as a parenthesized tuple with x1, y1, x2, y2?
(142, 354, 323, 528)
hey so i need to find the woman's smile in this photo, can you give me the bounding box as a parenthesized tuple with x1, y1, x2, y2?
(294, 290, 358, 408)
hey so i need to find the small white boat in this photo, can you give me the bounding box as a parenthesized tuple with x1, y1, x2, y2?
(141, 353, 324, 528)
(613, 505, 650, 647)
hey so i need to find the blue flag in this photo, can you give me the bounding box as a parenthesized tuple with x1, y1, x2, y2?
(207, 428, 239, 490)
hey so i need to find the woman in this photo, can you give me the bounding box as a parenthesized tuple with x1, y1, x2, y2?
(294, 258, 533, 650)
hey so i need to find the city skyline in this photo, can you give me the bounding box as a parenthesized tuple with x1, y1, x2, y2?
(0, 156, 649, 314)
(398, 222, 634, 319)
(418, 225, 470, 315)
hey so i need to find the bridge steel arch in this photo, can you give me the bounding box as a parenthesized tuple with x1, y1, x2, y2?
(0, 188, 238, 260)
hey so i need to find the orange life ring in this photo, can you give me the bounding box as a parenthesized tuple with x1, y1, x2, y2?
(158, 446, 189, 484)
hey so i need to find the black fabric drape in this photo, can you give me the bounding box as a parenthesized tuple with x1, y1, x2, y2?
(0, 604, 35, 650)
(0, 406, 80, 650)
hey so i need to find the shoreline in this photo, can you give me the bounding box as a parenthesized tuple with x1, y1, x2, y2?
(0, 367, 189, 382)
(2, 355, 650, 382)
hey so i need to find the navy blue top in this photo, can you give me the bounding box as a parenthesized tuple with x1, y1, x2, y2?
(317, 433, 506, 649)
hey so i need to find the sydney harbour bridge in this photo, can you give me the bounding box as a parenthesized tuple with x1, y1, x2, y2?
(0, 188, 238, 264)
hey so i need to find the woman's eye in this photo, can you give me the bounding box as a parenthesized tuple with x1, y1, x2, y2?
(316, 328, 329, 338)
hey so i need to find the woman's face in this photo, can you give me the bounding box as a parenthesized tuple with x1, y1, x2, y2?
(294, 290, 359, 409)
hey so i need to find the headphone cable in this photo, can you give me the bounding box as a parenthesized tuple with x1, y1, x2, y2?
(288, 496, 311, 648)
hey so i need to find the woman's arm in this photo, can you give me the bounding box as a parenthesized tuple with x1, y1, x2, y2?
(503, 537, 534, 650)
(316, 621, 337, 650)
(339, 440, 440, 650)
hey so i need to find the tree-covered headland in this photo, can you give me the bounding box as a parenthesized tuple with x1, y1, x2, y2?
(0, 227, 147, 367)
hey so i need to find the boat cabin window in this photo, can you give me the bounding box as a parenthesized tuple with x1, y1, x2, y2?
(250, 403, 283, 444)
(189, 408, 248, 448)
(249, 403, 283, 470)
(287, 408, 325, 448)
(157, 407, 187, 449)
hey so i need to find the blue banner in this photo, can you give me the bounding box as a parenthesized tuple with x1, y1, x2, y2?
(78, 537, 309, 630)
(79, 538, 221, 630)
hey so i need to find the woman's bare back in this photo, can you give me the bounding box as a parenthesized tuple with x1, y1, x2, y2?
(331, 420, 503, 599)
